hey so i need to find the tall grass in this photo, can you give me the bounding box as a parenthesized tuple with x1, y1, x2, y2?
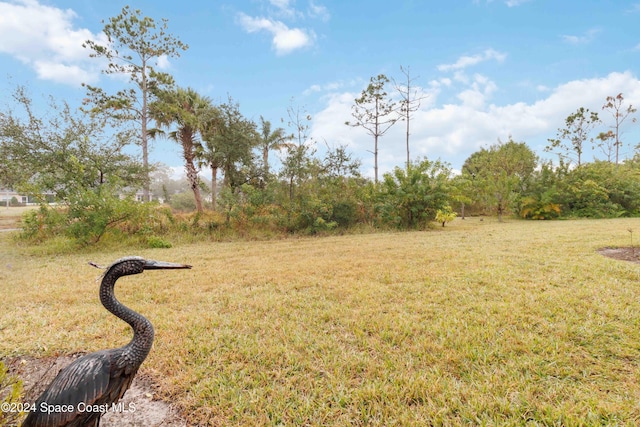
(2, 218, 640, 426)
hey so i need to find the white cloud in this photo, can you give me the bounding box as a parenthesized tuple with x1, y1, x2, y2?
(268, 0, 299, 19)
(562, 28, 601, 44)
(473, 0, 532, 7)
(267, 0, 329, 21)
(437, 49, 507, 72)
(270, 0, 292, 9)
(237, 1, 327, 55)
(626, 3, 640, 13)
(562, 35, 582, 44)
(302, 80, 350, 95)
(309, 71, 640, 178)
(312, 91, 371, 152)
(32, 60, 94, 86)
(430, 77, 452, 89)
(155, 55, 171, 70)
(273, 27, 312, 54)
(505, 0, 531, 6)
(303, 84, 322, 95)
(456, 74, 497, 109)
(308, 1, 330, 21)
(452, 70, 470, 84)
(237, 12, 314, 55)
(0, 0, 105, 85)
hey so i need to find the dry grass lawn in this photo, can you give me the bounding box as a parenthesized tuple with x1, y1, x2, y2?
(0, 206, 36, 230)
(2, 217, 640, 426)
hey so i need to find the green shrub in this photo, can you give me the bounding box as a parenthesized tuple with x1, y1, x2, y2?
(378, 158, 451, 229)
(146, 235, 172, 248)
(331, 201, 358, 227)
(20, 188, 176, 248)
(20, 204, 66, 241)
(565, 179, 623, 218)
(65, 187, 142, 245)
(435, 205, 457, 227)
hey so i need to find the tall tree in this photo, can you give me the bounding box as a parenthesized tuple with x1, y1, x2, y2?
(283, 101, 314, 200)
(198, 111, 224, 210)
(258, 115, 291, 178)
(83, 6, 188, 201)
(346, 74, 398, 183)
(0, 86, 142, 200)
(601, 93, 637, 165)
(449, 174, 473, 220)
(149, 87, 214, 213)
(200, 97, 259, 201)
(320, 143, 362, 179)
(464, 139, 538, 222)
(393, 66, 427, 169)
(595, 130, 616, 163)
(0, 87, 146, 244)
(545, 107, 600, 167)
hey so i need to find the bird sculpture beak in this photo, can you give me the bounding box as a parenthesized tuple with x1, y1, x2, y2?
(143, 260, 192, 270)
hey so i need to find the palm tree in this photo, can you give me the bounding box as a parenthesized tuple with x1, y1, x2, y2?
(258, 116, 291, 178)
(149, 87, 214, 213)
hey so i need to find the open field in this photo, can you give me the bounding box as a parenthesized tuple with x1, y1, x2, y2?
(2, 218, 640, 426)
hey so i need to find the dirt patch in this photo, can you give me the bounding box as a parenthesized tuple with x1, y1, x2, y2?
(597, 246, 640, 264)
(6, 355, 189, 427)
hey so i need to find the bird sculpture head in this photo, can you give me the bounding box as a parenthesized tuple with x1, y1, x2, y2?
(90, 256, 192, 277)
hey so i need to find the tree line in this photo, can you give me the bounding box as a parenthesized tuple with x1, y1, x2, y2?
(0, 7, 638, 247)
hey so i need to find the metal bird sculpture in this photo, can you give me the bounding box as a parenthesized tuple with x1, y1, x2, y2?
(22, 256, 192, 427)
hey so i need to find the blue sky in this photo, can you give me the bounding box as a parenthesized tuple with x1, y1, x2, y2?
(0, 0, 639, 178)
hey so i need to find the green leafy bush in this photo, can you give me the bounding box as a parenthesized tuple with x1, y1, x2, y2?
(520, 194, 562, 220)
(65, 186, 141, 245)
(146, 235, 172, 248)
(377, 158, 451, 229)
(330, 200, 358, 228)
(565, 179, 622, 218)
(21, 204, 66, 241)
(435, 205, 457, 227)
(20, 186, 174, 248)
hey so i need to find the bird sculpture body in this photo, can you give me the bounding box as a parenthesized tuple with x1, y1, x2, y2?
(21, 256, 191, 427)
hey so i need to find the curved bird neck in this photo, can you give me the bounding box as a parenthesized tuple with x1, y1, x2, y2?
(99, 267, 155, 366)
